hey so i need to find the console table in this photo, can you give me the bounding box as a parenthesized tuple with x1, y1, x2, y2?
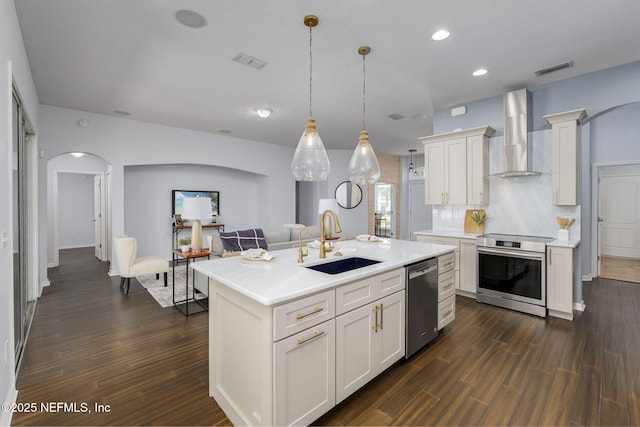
(172, 248, 210, 316)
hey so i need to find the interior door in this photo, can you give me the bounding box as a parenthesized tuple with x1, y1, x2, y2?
(374, 183, 395, 238)
(94, 175, 102, 260)
(598, 175, 640, 259)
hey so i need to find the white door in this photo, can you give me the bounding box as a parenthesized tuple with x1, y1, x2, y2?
(409, 180, 431, 240)
(598, 175, 640, 259)
(374, 183, 395, 238)
(94, 175, 103, 260)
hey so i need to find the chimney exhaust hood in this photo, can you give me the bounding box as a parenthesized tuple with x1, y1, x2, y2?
(496, 89, 540, 178)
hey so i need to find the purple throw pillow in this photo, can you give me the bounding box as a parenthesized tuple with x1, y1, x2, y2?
(219, 229, 268, 252)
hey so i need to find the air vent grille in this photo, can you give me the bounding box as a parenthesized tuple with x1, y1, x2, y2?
(233, 53, 268, 70)
(534, 61, 573, 76)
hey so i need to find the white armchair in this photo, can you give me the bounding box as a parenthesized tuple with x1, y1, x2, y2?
(112, 235, 169, 294)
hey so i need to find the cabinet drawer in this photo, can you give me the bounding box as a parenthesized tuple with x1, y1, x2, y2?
(438, 252, 456, 274)
(438, 269, 456, 302)
(375, 268, 406, 299)
(273, 289, 335, 341)
(336, 279, 375, 316)
(437, 295, 455, 330)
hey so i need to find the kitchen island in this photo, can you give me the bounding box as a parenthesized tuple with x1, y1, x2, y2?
(192, 238, 455, 426)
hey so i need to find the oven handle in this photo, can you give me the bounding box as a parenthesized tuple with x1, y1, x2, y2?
(477, 246, 545, 261)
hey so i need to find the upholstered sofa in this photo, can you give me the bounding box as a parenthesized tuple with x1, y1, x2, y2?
(208, 225, 321, 258)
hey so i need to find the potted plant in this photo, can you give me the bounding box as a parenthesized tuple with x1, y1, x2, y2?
(178, 236, 192, 253)
(469, 210, 490, 234)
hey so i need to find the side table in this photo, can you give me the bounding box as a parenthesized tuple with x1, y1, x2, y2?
(172, 248, 211, 316)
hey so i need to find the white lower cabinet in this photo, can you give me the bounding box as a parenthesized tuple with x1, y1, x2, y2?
(547, 246, 575, 320)
(274, 319, 336, 426)
(459, 240, 478, 295)
(209, 268, 406, 426)
(335, 291, 405, 403)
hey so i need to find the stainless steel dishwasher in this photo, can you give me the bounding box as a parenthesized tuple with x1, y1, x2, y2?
(405, 258, 439, 358)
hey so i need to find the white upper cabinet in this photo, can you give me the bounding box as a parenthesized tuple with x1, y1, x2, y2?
(544, 109, 586, 206)
(420, 126, 495, 205)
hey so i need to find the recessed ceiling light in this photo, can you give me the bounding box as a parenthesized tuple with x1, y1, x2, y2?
(77, 119, 89, 128)
(70, 152, 84, 158)
(255, 108, 273, 119)
(431, 30, 450, 41)
(472, 68, 488, 77)
(175, 10, 207, 28)
(113, 110, 132, 116)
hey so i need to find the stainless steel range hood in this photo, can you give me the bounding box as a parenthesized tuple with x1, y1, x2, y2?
(496, 89, 540, 178)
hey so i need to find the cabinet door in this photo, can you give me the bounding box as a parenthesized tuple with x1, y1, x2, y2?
(551, 122, 578, 205)
(375, 291, 406, 372)
(335, 304, 375, 403)
(445, 138, 468, 205)
(459, 240, 477, 295)
(547, 247, 574, 320)
(467, 135, 489, 205)
(274, 319, 336, 426)
(424, 142, 446, 204)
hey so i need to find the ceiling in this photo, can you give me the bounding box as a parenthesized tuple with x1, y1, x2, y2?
(14, 0, 640, 155)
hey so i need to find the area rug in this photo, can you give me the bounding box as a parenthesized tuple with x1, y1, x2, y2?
(136, 267, 207, 308)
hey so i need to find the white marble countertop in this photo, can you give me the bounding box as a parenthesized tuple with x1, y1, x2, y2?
(414, 230, 482, 240)
(547, 238, 580, 248)
(191, 239, 456, 306)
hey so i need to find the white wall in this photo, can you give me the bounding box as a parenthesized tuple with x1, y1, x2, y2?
(0, 1, 40, 423)
(37, 105, 370, 276)
(57, 173, 95, 248)
(124, 163, 262, 257)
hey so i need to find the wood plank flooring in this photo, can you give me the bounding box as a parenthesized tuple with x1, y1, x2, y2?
(12, 247, 640, 426)
(600, 256, 640, 283)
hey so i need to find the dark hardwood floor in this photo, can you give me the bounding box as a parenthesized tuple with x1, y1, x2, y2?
(12, 247, 640, 426)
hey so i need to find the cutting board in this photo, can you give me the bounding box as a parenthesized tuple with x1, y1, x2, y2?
(464, 209, 485, 234)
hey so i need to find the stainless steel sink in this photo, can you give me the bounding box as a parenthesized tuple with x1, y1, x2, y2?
(305, 257, 381, 275)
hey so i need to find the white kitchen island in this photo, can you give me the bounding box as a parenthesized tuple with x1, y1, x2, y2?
(192, 238, 455, 426)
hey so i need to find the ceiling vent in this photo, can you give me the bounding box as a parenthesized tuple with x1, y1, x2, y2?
(534, 61, 573, 76)
(388, 113, 404, 120)
(233, 53, 268, 70)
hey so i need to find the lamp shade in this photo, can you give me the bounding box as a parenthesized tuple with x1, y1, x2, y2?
(318, 198, 339, 214)
(181, 197, 212, 221)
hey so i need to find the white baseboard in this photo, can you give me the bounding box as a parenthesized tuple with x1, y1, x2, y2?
(47, 262, 57, 268)
(574, 301, 586, 311)
(58, 244, 94, 250)
(40, 279, 50, 288)
(582, 274, 593, 282)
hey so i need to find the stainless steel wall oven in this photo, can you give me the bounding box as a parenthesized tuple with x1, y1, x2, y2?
(476, 234, 553, 317)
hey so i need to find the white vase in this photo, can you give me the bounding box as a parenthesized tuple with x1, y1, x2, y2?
(181, 245, 191, 253)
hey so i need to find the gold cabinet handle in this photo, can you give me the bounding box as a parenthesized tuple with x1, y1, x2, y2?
(379, 303, 383, 330)
(443, 309, 453, 318)
(443, 281, 454, 290)
(548, 249, 552, 265)
(442, 260, 454, 267)
(372, 305, 379, 332)
(297, 330, 326, 345)
(296, 306, 323, 320)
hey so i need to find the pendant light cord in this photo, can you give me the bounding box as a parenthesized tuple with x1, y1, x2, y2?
(309, 25, 313, 117)
(362, 52, 366, 130)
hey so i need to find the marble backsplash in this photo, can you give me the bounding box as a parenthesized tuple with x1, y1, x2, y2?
(432, 129, 581, 239)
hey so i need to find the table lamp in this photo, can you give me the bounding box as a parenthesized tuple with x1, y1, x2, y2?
(318, 198, 339, 239)
(181, 196, 212, 252)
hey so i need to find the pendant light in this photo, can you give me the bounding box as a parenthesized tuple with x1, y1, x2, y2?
(409, 149, 416, 174)
(348, 46, 380, 185)
(291, 15, 330, 182)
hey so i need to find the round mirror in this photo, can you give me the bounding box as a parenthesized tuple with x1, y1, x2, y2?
(335, 181, 363, 209)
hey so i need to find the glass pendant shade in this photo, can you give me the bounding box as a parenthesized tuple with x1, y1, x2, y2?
(348, 129, 381, 184)
(291, 116, 330, 181)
